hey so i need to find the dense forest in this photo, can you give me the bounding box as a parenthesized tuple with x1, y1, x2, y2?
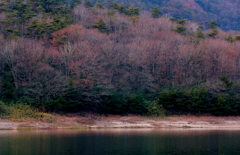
(88, 0, 240, 31)
(1, 0, 240, 116)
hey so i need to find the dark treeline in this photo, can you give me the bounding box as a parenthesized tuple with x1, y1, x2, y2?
(1, 0, 240, 116)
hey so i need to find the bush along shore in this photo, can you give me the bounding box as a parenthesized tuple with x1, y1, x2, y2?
(1, 75, 240, 121)
(2, 73, 240, 118)
(0, 102, 55, 123)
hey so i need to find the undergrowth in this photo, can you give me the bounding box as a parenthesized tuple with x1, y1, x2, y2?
(0, 101, 55, 122)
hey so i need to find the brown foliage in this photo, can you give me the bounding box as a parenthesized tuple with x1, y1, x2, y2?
(1, 6, 240, 106)
(1, 38, 66, 101)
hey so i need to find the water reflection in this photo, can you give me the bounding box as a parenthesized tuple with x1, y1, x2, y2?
(1, 129, 240, 155)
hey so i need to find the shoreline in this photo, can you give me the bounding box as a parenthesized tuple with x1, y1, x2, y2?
(2, 114, 240, 130)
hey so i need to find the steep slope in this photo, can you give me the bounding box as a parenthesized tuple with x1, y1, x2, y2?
(90, 0, 240, 31)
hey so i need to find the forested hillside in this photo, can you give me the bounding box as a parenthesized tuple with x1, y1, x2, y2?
(89, 0, 240, 31)
(1, 0, 240, 116)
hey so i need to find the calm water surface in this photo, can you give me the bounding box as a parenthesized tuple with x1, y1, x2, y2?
(0, 129, 240, 155)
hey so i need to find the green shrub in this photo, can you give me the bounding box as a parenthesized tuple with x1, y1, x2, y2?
(146, 100, 165, 117)
(235, 35, 240, 41)
(128, 94, 148, 114)
(50, 78, 82, 112)
(106, 10, 115, 16)
(84, 1, 93, 7)
(32, 112, 56, 123)
(170, 18, 187, 25)
(100, 94, 127, 115)
(96, 3, 104, 9)
(6, 104, 36, 121)
(211, 94, 240, 116)
(0, 101, 6, 115)
(0, 103, 55, 122)
(173, 25, 187, 34)
(207, 28, 219, 38)
(225, 34, 235, 43)
(93, 18, 109, 34)
(158, 87, 209, 114)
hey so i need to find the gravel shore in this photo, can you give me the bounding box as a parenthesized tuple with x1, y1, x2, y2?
(1, 114, 240, 130)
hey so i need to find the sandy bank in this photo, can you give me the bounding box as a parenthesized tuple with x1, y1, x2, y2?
(1, 114, 240, 130)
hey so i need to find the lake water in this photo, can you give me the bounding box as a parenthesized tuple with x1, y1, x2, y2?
(1, 129, 240, 155)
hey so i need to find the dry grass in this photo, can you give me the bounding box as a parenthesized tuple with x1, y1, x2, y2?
(167, 115, 240, 123)
(76, 118, 95, 125)
(32, 112, 56, 123)
(2, 104, 56, 123)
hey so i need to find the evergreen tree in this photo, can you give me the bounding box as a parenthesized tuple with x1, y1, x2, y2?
(36, 5, 44, 13)
(50, 15, 66, 31)
(93, 18, 109, 34)
(52, 78, 82, 111)
(225, 34, 235, 43)
(209, 20, 218, 29)
(84, 1, 93, 8)
(125, 7, 140, 16)
(151, 6, 161, 18)
(174, 25, 186, 34)
(0, 0, 73, 39)
(235, 35, 240, 41)
(207, 28, 219, 38)
(130, 15, 139, 23)
(37, 0, 67, 13)
(70, 0, 81, 8)
(1, 1, 36, 37)
(95, 3, 104, 9)
(108, 1, 119, 9)
(27, 19, 51, 38)
(117, 4, 126, 13)
(196, 28, 205, 39)
(208, 21, 219, 38)
(220, 75, 233, 88)
(1, 71, 16, 101)
(170, 18, 187, 25)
